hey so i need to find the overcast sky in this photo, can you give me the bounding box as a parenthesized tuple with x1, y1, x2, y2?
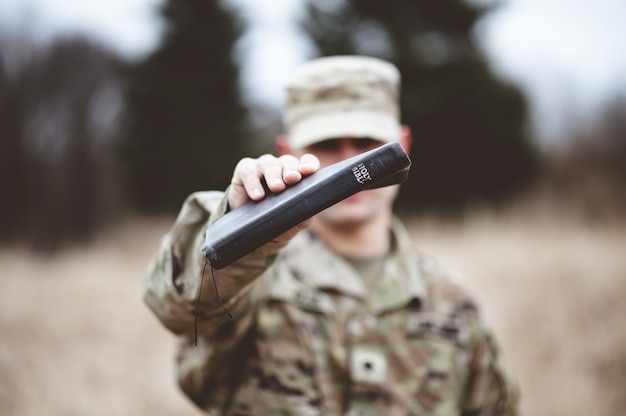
(1, 0, 625, 146)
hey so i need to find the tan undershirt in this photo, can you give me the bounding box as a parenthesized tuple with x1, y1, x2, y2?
(344, 254, 387, 286)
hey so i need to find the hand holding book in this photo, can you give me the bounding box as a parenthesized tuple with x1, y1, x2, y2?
(227, 153, 321, 209)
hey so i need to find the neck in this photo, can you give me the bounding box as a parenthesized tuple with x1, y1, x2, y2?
(311, 214, 392, 258)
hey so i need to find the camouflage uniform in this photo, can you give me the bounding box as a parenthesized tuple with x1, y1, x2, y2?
(143, 191, 518, 415)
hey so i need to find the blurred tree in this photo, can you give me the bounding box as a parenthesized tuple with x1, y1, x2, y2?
(0, 36, 27, 242)
(0, 34, 121, 250)
(545, 93, 626, 219)
(597, 95, 626, 188)
(118, 0, 248, 214)
(300, 0, 539, 212)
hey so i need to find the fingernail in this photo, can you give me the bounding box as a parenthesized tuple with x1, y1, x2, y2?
(252, 188, 262, 198)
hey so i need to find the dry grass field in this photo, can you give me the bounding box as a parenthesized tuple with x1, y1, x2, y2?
(1, 204, 625, 415)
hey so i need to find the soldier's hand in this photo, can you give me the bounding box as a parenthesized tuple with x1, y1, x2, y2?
(228, 153, 320, 210)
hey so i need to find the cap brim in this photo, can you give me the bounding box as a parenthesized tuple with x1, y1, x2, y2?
(287, 110, 401, 149)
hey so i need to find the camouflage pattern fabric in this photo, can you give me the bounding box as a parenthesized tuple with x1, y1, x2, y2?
(143, 191, 519, 415)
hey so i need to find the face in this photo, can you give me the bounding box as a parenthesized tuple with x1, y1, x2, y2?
(300, 137, 400, 229)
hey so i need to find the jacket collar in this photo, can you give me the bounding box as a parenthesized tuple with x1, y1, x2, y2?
(278, 217, 425, 314)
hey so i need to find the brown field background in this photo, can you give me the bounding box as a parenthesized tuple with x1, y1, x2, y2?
(1, 203, 625, 415)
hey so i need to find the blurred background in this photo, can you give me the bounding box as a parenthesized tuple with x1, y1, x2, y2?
(0, 0, 625, 415)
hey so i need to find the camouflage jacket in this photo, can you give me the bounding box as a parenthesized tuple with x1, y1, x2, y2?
(143, 191, 518, 415)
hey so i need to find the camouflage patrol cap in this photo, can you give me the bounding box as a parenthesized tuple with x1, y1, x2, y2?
(284, 55, 401, 149)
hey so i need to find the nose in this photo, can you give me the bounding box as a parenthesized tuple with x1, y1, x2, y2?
(337, 139, 362, 159)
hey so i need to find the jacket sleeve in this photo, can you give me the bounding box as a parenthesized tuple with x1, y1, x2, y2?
(142, 190, 286, 339)
(461, 325, 520, 416)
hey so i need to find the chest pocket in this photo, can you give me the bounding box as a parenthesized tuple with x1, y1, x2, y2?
(245, 281, 355, 414)
(405, 311, 471, 411)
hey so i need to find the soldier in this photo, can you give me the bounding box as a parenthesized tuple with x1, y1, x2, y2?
(143, 55, 519, 415)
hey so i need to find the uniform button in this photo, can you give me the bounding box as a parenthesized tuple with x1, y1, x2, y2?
(351, 349, 387, 383)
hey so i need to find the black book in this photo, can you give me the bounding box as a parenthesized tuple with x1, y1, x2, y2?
(202, 141, 411, 269)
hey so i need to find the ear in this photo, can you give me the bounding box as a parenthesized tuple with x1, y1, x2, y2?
(276, 134, 292, 155)
(399, 125, 413, 153)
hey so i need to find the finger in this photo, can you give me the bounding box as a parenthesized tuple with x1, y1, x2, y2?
(227, 180, 249, 209)
(276, 153, 320, 187)
(279, 154, 303, 185)
(298, 153, 320, 176)
(229, 158, 264, 207)
(258, 154, 287, 193)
